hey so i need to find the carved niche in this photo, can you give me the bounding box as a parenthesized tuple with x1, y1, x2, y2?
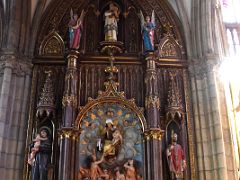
(158, 36, 182, 59)
(83, 4, 100, 53)
(39, 31, 65, 57)
(124, 6, 141, 53)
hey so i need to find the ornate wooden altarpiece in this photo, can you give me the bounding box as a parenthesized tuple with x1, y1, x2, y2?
(24, 0, 196, 180)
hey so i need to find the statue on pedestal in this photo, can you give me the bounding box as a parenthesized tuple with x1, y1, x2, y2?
(104, 3, 120, 41)
(166, 132, 186, 180)
(139, 10, 156, 52)
(68, 9, 85, 49)
(28, 134, 48, 165)
(30, 127, 52, 180)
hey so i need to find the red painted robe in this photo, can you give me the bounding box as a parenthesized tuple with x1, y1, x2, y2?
(167, 143, 185, 174)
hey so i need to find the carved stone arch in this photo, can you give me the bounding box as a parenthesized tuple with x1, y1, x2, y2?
(39, 31, 65, 57)
(157, 36, 183, 59)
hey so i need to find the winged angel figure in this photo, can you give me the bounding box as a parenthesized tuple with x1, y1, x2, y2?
(68, 9, 85, 49)
(139, 10, 156, 52)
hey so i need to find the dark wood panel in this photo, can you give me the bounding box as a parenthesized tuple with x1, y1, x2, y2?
(78, 64, 144, 107)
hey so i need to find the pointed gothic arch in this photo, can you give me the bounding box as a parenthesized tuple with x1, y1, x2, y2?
(75, 81, 146, 130)
(39, 31, 65, 57)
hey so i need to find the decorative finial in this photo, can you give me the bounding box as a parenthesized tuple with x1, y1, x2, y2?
(36, 71, 55, 119)
(163, 23, 173, 36)
(105, 54, 118, 81)
(166, 71, 183, 120)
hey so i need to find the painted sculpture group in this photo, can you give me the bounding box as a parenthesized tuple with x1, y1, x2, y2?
(78, 104, 143, 179)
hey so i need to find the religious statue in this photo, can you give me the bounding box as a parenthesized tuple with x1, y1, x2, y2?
(28, 133, 48, 165)
(139, 10, 156, 52)
(68, 9, 85, 49)
(30, 127, 52, 180)
(104, 3, 120, 41)
(166, 132, 186, 180)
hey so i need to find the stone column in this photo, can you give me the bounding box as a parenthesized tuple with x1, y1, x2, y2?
(189, 54, 237, 180)
(58, 50, 80, 180)
(144, 52, 164, 180)
(0, 53, 32, 180)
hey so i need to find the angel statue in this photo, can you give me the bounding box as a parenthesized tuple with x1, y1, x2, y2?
(139, 10, 156, 52)
(104, 3, 120, 41)
(68, 9, 85, 49)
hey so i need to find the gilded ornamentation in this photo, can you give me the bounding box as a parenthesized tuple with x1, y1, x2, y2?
(36, 71, 55, 118)
(62, 95, 77, 108)
(76, 82, 145, 129)
(145, 96, 160, 109)
(67, 54, 78, 68)
(157, 35, 183, 59)
(166, 71, 183, 119)
(144, 128, 164, 140)
(44, 37, 62, 54)
(39, 31, 64, 57)
(97, 81, 124, 99)
(58, 128, 81, 141)
(163, 23, 173, 36)
(75, 78, 146, 130)
(105, 66, 119, 74)
(99, 41, 124, 55)
(183, 69, 196, 180)
(161, 41, 177, 57)
(145, 52, 155, 61)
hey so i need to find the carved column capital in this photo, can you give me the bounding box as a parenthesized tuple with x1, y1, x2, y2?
(0, 54, 33, 76)
(58, 127, 81, 141)
(144, 128, 165, 141)
(188, 54, 221, 79)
